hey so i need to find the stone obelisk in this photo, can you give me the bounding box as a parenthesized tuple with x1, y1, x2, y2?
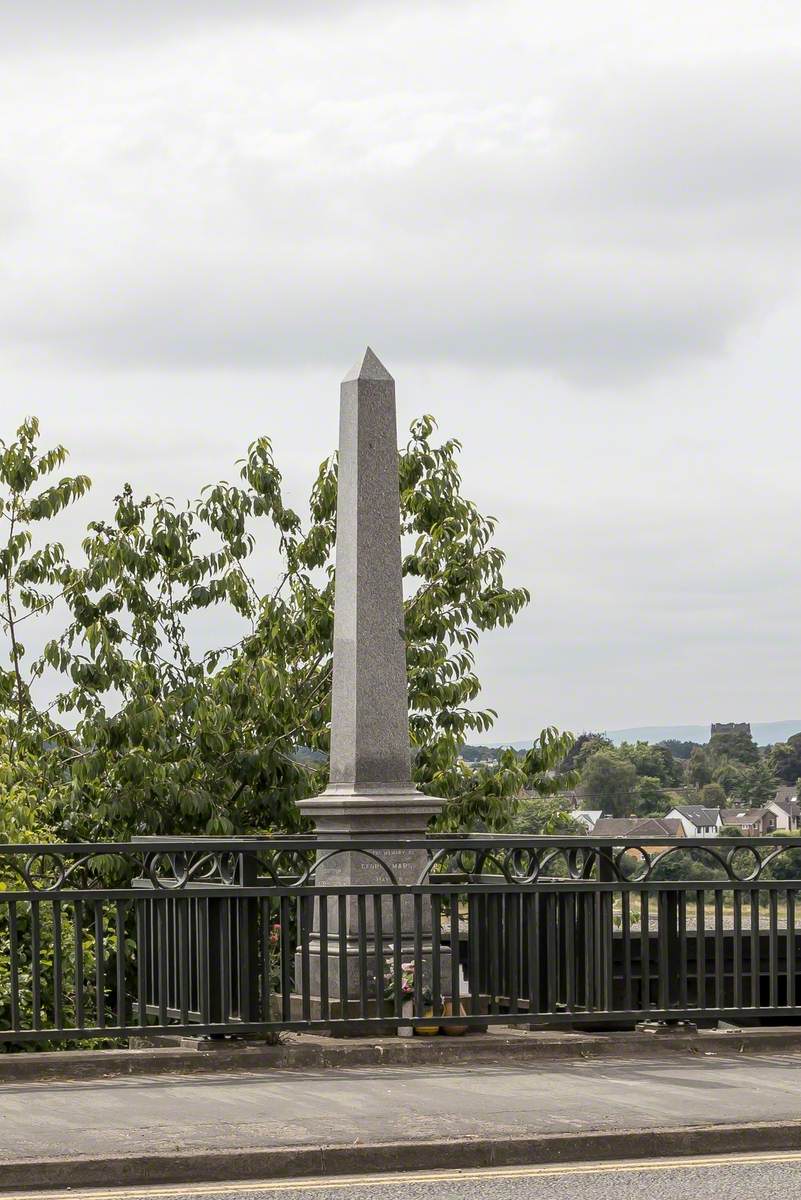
(297, 348, 443, 1007)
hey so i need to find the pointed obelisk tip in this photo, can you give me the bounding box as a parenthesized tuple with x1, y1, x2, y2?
(342, 346, 394, 384)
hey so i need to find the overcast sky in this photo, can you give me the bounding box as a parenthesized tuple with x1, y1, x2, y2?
(2, 0, 801, 741)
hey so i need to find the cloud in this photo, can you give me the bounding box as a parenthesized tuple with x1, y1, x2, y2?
(0, 10, 799, 383)
(4, 1, 801, 737)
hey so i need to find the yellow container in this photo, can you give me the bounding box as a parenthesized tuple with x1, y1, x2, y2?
(414, 1007, 441, 1036)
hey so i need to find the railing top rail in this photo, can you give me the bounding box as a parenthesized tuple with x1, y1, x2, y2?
(1, 834, 801, 854)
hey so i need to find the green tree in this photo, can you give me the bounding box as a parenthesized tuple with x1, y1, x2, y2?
(763, 831, 801, 880)
(508, 793, 582, 835)
(0, 418, 91, 842)
(657, 739, 700, 761)
(635, 774, 668, 816)
(561, 732, 613, 775)
(767, 738, 801, 786)
(1, 415, 572, 841)
(579, 750, 639, 817)
(618, 740, 682, 787)
(688, 747, 713, 788)
(725, 761, 777, 809)
(700, 782, 726, 807)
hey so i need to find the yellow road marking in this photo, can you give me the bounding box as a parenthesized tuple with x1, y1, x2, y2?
(7, 1150, 801, 1200)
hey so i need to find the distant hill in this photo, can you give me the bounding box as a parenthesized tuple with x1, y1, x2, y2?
(606, 722, 801, 748)
(490, 720, 801, 751)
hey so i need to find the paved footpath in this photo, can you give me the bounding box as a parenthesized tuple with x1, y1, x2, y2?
(3, 1052, 801, 1166)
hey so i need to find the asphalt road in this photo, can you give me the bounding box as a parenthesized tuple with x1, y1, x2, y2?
(9, 1154, 801, 1200)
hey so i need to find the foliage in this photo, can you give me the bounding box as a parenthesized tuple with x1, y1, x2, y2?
(0, 903, 124, 1052)
(648, 850, 728, 882)
(635, 775, 669, 816)
(579, 749, 639, 817)
(617, 741, 683, 787)
(560, 732, 612, 775)
(575, 739, 684, 818)
(459, 744, 504, 763)
(507, 793, 583, 836)
(699, 782, 727, 807)
(767, 738, 801, 787)
(657, 739, 700, 761)
(762, 831, 801, 881)
(724, 760, 778, 809)
(435, 730, 577, 832)
(0, 418, 91, 843)
(0, 415, 571, 840)
(688, 747, 713, 788)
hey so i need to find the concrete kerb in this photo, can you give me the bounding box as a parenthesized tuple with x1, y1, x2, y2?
(5, 1025, 801, 1084)
(3, 1120, 801, 1193)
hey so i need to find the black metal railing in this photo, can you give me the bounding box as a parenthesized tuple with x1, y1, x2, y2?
(3, 835, 801, 1044)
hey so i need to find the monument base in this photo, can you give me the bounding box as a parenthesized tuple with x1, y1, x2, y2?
(296, 785, 448, 1036)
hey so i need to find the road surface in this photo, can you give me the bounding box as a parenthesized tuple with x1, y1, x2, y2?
(7, 1153, 801, 1200)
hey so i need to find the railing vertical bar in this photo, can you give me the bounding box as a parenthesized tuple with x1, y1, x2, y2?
(392, 893, 403, 1021)
(413, 893, 424, 1017)
(658, 892, 669, 1011)
(178, 898, 190, 1025)
(373, 893, 384, 1023)
(733, 890, 743, 1012)
(750, 889, 760, 1008)
(431, 895, 442, 1018)
(260, 899, 272, 1024)
(450, 893, 461, 1019)
(678, 891, 688, 1010)
(640, 891, 650, 1014)
(593, 892, 603, 1011)
(93, 900, 106, 1030)
(157, 898, 169, 1027)
(74, 899, 85, 1032)
(357, 893, 369, 1021)
(527, 892, 540, 1018)
(31, 899, 42, 1030)
(602, 891, 614, 1012)
(300, 894, 312, 1024)
(135, 898, 147, 1029)
(115, 900, 127, 1029)
(488, 894, 500, 1014)
(564, 892, 575, 1013)
(584, 892, 595, 1009)
(319, 897, 330, 1024)
(769, 889, 779, 1010)
(338, 894, 349, 1026)
(8, 902, 20, 1032)
(171, 900, 179, 1018)
(189, 899, 198, 1022)
(788, 890, 797, 1011)
(622, 891, 632, 1013)
(545, 894, 557, 1014)
(52, 899, 63, 1031)
(279, 895, 291, 1024)
(508, 892, 520, 1015)
(714, 891, 724, 1011)
(696, 890, 705, 1011)
(468, 894, 481, 1017)
(197, 898, 211, 1026)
